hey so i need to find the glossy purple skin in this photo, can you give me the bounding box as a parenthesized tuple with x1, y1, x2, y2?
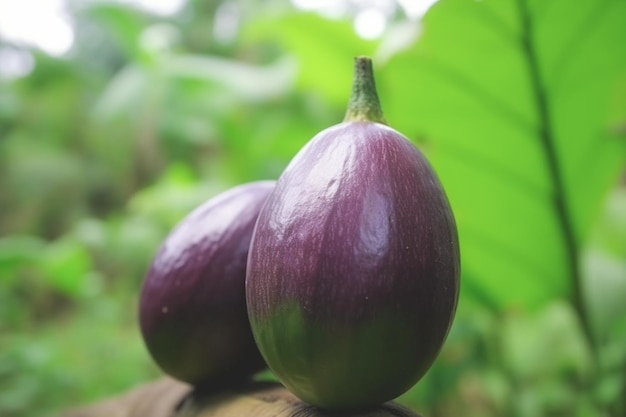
(139, 180, 274, 385)
(246, 122, 459, 408)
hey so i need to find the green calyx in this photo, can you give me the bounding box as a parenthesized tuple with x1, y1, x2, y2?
(343, 56, 387, 124)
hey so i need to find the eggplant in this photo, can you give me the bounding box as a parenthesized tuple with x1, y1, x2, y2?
(246, 57, 460, 410)
(139, 181, 274, 386)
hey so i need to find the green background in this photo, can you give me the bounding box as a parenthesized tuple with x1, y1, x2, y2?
(1, 0, 625, 416)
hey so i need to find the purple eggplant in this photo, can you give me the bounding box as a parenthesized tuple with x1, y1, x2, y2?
(246, 57, 460, 410)
(139, 180, 274, 386)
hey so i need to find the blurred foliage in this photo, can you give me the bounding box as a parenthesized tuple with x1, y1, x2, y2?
(1, 0, 625, 416)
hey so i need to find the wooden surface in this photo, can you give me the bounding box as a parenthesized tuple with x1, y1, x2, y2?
(61, 378, 421, 417)
(61, 378, 190, 417)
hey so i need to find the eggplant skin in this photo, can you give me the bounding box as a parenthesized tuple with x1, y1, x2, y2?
(139, 181, 275, 386)
(246, 122, 460, 410)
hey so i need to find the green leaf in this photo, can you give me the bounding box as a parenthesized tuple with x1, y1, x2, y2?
(583, 248, 626, 340)
(243, 12, 378, 105)
(583, 188, 626, 339)
(0, 236, 45, 281)
(501, 302, 592, 380)
(383, 0, 626, 309)
(163, 54, 296, 102)
(93, 54, 295, 131)
(83, 2, 150, 59)
(39, 238, 94, 298)
(127, 162, 222, 227)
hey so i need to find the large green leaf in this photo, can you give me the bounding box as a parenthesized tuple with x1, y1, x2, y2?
(383, 0, 626, 309)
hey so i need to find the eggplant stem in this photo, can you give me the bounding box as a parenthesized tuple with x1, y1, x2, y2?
(344, 56, 387, 124)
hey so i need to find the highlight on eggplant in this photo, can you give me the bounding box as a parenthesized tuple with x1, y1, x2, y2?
(139, 180, 275, 386)
(246, 57, 460, 410)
